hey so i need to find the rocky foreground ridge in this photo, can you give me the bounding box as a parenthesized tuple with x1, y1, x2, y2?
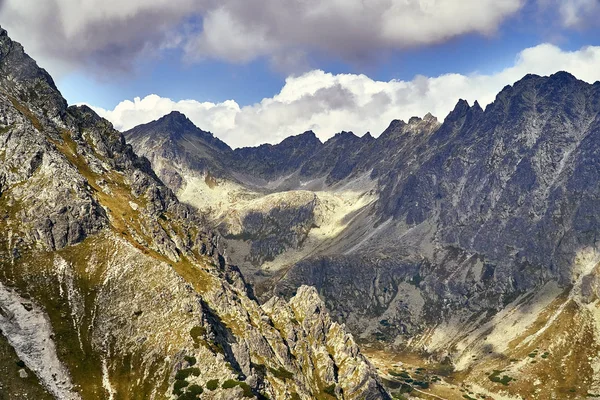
(0, 26, 389, 400)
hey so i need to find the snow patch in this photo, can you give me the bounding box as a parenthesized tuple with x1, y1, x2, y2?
(0, 281, 80, 399)
(102, 357, 116, 400)
(55, 257, 85, 353)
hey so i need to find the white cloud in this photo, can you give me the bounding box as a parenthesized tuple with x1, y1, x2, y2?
(91, 44, 600, 149)
(0, 0, 201, 75)
(555, 0, 600, 27)
(0, 0, 524, 76)
(183, 0, 524, 64)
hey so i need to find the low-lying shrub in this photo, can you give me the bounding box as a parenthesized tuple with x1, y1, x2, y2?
(206, 379, 219, 390)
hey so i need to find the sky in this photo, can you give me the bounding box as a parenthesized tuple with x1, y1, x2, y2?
(0, 0, 599, 148)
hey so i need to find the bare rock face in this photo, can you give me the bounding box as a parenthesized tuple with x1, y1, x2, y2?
(219, 191, 321, 266)
(123, 61, 600, 392)
(0, 26, 388, 400)
(263, 286, 388, 400)
(272, 72, 600, 353)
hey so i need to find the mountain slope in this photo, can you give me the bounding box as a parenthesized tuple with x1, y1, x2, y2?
(124, 112, 436, 279)
(273, 73, 600, 398)
(0, 26, 388, 400)
(125, 70, 600, 398)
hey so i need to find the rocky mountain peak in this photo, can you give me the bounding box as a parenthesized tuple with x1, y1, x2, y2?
(549, 70, 578, 83)
(385, 119, 407, 131)
(325, 130, 360, 144)
(423, 112, 437, 122)
(408, 116, 422, 125)
(449, 98, 471, 116)
(160, 109, 193, 124)
(406, 113, 441, 133)
(127, 110, 232, 155)
(278, 129, 323, 148)
(0, 25, 67, 119)
(289, 285, 326, 316)
(154, 110, 202, 135)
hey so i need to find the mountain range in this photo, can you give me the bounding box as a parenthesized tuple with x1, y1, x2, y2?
(2, 19, 600, 400)
(126, 69, 600, 398)
(0, 26, 389, 400)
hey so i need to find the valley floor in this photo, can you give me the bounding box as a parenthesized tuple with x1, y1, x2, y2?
(364, 342, 600, 400)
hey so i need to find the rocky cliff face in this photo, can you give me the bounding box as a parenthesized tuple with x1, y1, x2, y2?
(124, 113, 386, 280)
(124, 64, 600, 396)
(269, 73, 600, 398)
(0, 26, 388, 400)
(274, 72, 600, 342)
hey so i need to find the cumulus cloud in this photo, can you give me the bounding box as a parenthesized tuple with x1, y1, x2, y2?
(0, 0, 524, 76)
(91, 43, 600, 149)
(552, 0, 600, 27)
(0, 0, 201, 75)
(183, 0, 524, 64)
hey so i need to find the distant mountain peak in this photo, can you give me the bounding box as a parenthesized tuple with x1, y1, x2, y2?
(423, 112, 437, 122)
(324, 131, 360, 145)
(130, 110, 221, 142)
(550, 70, 578, 81)
(445, 98, 471, 121)
(155, 110, 197, 129)
(363, 132, 375, 141)
(508, 71, 580, 93)
(165, 110, 187, 118)
(276, 130, 323, 148)
(124, 109, 232, 165)
(408, 116, 422, 124)
(298, 130, 319, 140)
(472, 100, 482, 111)
(0, 24, 67, 117)
(387, 119, 407, 130)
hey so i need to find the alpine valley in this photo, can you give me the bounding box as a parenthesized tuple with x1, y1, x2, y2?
(2, 21, 600, 400)
(0, 27, 389, 400)
(126, 68, 600, 398)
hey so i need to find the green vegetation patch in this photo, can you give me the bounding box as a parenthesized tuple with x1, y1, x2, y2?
(528, 349, 539, 358)
(175, 367, 200, 381)
(184, 356, 197, 366)
(488, 370, 514, 386)
(323, 384, 336, 396)
(222, 379, 253, 397)
(206, 379, 219, 390)
(269, 366, 294, 380)
(389, 370, 411, 379)
(179, 384, 203, 399)
(413, 380, 430, 389)
(190, 326, 206, 342)
(173, 379, 189, 396)
(187, 384, 203, 394)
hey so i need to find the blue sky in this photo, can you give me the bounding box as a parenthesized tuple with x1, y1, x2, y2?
(1, 0, 599, 147)
(53, 0, 599, 110)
